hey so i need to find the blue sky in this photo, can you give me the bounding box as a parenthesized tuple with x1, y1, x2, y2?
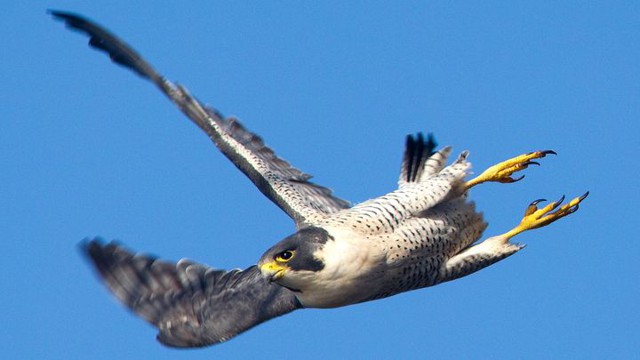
(2, 1, 638, 359)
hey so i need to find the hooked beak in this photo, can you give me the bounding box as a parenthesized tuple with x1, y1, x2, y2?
(259, 262, 287, 282)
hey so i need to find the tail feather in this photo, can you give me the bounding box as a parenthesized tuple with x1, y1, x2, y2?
(398, 133, 436, 184)
(398, 133, 453, 187)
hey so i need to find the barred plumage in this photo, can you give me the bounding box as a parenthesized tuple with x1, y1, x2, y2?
(53, 10, 587, 348)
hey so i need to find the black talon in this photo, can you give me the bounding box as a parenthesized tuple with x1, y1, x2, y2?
(550, 195, 566, 210)
(524, 161, 540, 167)
(530, 198, 546, 206)
(511, 175, 525, 183)
(579, 191, 590, 201)
(542, 150, 557, 156)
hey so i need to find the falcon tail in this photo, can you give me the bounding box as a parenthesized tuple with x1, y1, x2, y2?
(398, 133, 453, 187)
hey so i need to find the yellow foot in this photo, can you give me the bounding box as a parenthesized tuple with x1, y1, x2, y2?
(502, 192, 589, 240)
(465, 150, 556, 189)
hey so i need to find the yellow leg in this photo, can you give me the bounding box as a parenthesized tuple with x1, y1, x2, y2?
(465, 150, 556, 189)
(502, 192, 589, 240)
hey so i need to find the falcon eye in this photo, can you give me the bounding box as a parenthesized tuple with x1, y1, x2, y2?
(275, 250, 295, 262)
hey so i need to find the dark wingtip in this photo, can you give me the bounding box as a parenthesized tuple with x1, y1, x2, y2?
(48, 9, 72, 18)
(78, 238, 126, 266)
(48, 9, 90, 27)
(50, 10, 155, 80)
(78, 237, 101, 257)
(48, 9, 66, 17)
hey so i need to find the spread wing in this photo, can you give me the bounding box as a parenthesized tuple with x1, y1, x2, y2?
(51, 11, 350, 227)
(84, 240, 302, 347)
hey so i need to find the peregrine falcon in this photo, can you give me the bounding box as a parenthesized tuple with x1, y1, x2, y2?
(51, 11, 588, 347)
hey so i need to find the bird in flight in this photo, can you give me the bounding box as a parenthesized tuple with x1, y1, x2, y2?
(51, 10, 588, 348)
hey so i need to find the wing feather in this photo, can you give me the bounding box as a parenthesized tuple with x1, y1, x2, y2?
(84, 240, 302, 347)
(51, 10, 350, 227)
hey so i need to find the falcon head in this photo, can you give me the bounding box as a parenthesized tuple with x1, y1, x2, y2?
(258, 227, 330, 292)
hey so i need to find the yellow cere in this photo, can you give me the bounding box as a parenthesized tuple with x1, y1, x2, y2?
(260, 262, 288, 280)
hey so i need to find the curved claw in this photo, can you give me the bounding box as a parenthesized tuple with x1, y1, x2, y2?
(578, 191, 590, 201)
(530, 198, 547, 206)
(505, 191, 589, 239)
(527, 149, 556, 157)
(509, 175, 525, 183)
(465, 149, 558, 189)
(550, 195, 566, 209)
(567, 204, 580, 214)
(525, 198, 546, 216)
